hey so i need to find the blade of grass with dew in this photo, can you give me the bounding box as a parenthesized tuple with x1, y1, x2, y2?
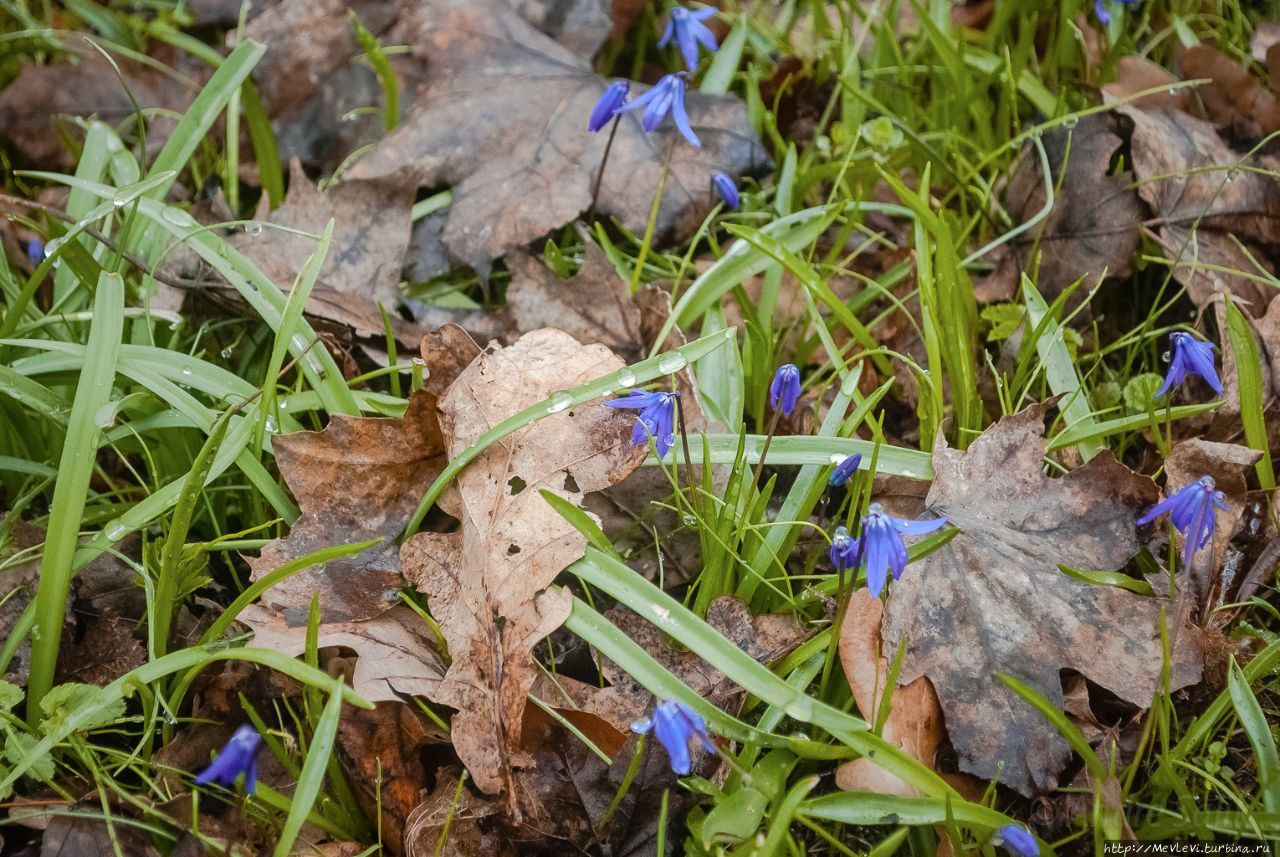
(569, 547, 964, 797)
(1227, 658, 1280, 814)
(660, 433, 933, 480)
(27, 272, 124, 726)
(1224, 297, 1275, 489)
(1023, 277, 1101, 461)
(14, 173, 359, 417)
(402, 325, 736, 537)
(53, 121, 113, 309)
(1046, 402, 1219, 453)
(997, 672, 1106, 779)
(798, 792, 1022, 836)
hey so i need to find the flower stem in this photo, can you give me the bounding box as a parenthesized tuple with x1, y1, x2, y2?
(675, 393, 699, 516)
(750, 407, 781, 494)
(629, 142, 673, 295)
(587, 115, 621, 219)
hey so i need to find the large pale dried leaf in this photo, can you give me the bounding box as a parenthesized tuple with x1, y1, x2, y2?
(248, 392, 443, 623)
(504, 243, 645, 360)
(350, 0, 769, 275)
(881, 403, 1204, 795)
(240, 605, 444, 702)
(1112, 104, 1280, 313)
(228, 159, 415, 324)
(1001, 114, 1141, 298)
(399, 328, 645, 794)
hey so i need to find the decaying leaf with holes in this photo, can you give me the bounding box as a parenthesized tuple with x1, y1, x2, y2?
(400, 328, 646, 796)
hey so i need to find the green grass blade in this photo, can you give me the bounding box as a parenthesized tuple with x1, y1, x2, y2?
(27, 272, 125, 725)
(1023, 277, 1101, 461)
(659, 432, 933, 480)
(273, 679, 347, 857)
(1227, 658, 1280, 814)
(1223, 298, 1275, 489)
(996, 672, 1106, 779)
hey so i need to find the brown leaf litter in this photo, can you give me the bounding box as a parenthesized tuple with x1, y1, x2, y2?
(880, 402, 1205, 795)
(399, 328, 645, 796)
(349, 0, 769, 276)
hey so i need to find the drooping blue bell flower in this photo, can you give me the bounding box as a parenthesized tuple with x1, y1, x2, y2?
(604, 389, 679, 459)
(194, 724, 264, 794)
(658, 5, 719, 72)
(587, 80, 629, 132)
(829, 525, 860, 572)
(631, 699, 715, 775)
(828, 453, 862, 488)
(1156, 331, 1223, 398)
(25, 238, 44, 265)
(858, 502, 948, 599)
(993, 824, 1039, 857)
(711, 170, 739, 210)
(1136, 475, 1228, 569)
(769, 363, 802, 417)
(1094, 0, 1139, 24)
(619, 72, 700, 148)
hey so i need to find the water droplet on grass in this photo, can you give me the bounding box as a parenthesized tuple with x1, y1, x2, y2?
(657, 352, 687, 374)
(243, 221, 263, 236)
(547, 392, 572, 413)
(103, 522, 129, 541)
(615, 369, 636, 388)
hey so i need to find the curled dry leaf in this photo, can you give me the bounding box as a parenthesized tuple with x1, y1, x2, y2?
(881, 403, 1205, 795)
(349, 0, 769, 276)
(247, 392, 444, 623)
(227, 159, 416, 339)
(399, 328, 646, 795)
(1111, 103, 1280, 314)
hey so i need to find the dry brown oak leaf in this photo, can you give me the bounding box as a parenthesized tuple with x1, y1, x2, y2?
(246, 391, 444, 624)
(349, 0, 769, 277)
(880, 403, 1205, 795)
(400, 328, 645, 796)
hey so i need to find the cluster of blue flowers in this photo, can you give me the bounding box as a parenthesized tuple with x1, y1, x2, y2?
(586, 3, 740, 210)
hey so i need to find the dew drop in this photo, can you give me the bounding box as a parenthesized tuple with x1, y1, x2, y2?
(103, 522, 129, 541)
(656, 352, 688, 374)
(44, 237, 65, 257)
(615, 368, 636, 388)
(681, 513, 697, 527)
(110, 189, 132, 208)
(1161, 350, 1171, 363)
(546, 391, 572, 413)
(243, 220, 264, 236)
(630, 716, 652, 733)
(220, 346, 233, 359)
(263, 416, 279, 433)
(181, 366, 193, 376)
(784, 696, 814, 720)
(829, 453, 846, 465)
(790, 731, 810, 742)
(1226, 169, 1239, 183)
(1167, 88, 1178, 97)
(1062, 116, 1078, 129)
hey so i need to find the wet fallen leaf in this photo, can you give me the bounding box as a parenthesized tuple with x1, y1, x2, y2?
(1112, 103, 1280, 313)
(337, 702, 435, 852)
(0, 44, 196, 169)
(55, 609, 145, 688)
(247, 391, 444, 624)
(998, 114, 1141, 299)
(41, 814, 160, 857)
(1180, 46, 1280, 140)
(880, 402, 1204, 795)
(228, 159, 415, 334)
(504, 242, 645, 361)
(399, 328, 645, 795)
(349, 0, 769, 276)
(1102, 56, 1196, 114)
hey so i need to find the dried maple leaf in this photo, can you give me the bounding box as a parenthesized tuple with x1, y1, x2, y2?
(247, 392, 444, 623)
(399, 328, 645, 795)
(881, 403, 1204, 795)
(349, 0, 769, 276)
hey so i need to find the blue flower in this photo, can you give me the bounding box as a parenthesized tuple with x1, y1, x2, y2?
(829, 525, 860, 571)
(769, 363, 802, 416)
(859, 502, 948, 599)
(619, 72, 700, 148)
(828, 453, 862, 487)
(659, 5, 719, 72)
(1094, 0, 1139, 24)
(194, 725, 263, 794)
(1136, 475, 1228, 569)
(1156, 331, 1223, 398)
(25, 238, 44, 265)
(631, 699, 715, 775)
(993, 824, 1039, 857)
(604, 389, 679, 458)
(711, 170, 739, 210)
(588, 80, 629, 132)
